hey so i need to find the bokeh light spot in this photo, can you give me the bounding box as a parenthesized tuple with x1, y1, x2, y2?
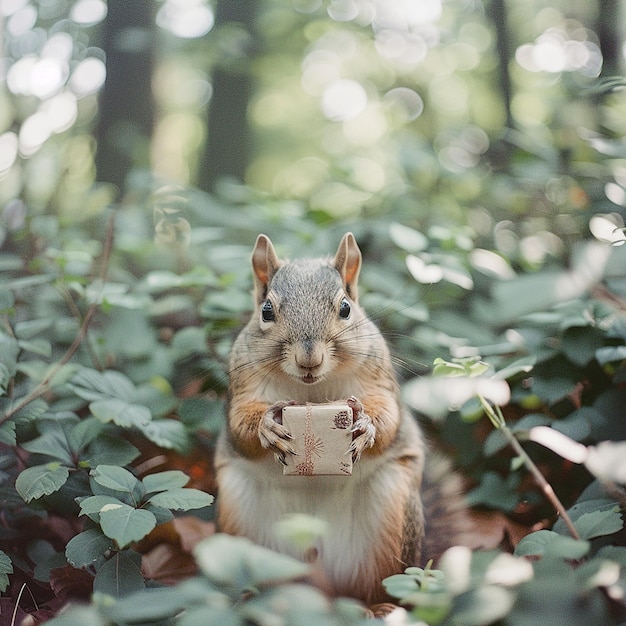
(30, 58, 66, 98)
(156, 0, 214, 39)
(7, 4, 36, 36)
(0, 132, 19, 173)
(384, 87, 424, 122)
(70, 0, 107, 26)
(19, 112, 52, 157)
(42, 92, 78, 133)
(69, 57, 106, 97)
(321, 79, 367, 121)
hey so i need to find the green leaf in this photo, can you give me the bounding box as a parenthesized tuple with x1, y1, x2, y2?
(432, 358, 470, 377)
(18, 338, 52, 358)
(561, 326, 604, 366)
(194, 534, 310, 589)
(0, 421, 16, 445)
(17, 361, 76, 388)
(78, 495, 126, 518)
(138, 418, 190, 451)
(170, 327, 209, 361)
(143, 267, 216, 292)
(66, 529, 113, 568)
(68, 417, 106, 452)
(574, 508, 623, 540)
(147, 488, 214, 511)
(10, 397, 48, 423)
(510, 414, 551, 433)
(86, 436, 140, 468)
(551, 413, 591, 442)
(142, 470, 190, 493)
(21, 427, 74, 465)
(106, 588, 188, 623)
(90, 465, 142, 497)
(178, 397, 220, 429)
(93, 550, 145, 598)
(107, 579, 225, 624)
(514, 530, 590, 559)
(13, 317, 54, 339)
(243, 584, 354, 624)
(178, 607, 244, 626)
(0, 550, 13, 592)
(483, 414, 551, 457)
(465, 472, 519, 512)
(69, 368, 137, 402)
(450, 585, 515, 626)
(142, 503, 175, 525)
(273, 513, 329, 552)
(0, 289, 14, 312)
(34, 606, 104, 626)
(553, 498, 622, 536)
(0, 364, 11, 397)
(135, 378, 178, 418)
(30, 541, 65, 582)
(595, 545, 626, 567)
(383, 573, 420, 599)
(89, 398, 151, 428)
(99, 504, 157, 548)
(1, 274, 55, 292)
(15, 462, 70, 502)
(492, 355, 536, 380)
(100, 307, 156, 359)
(0, 331, 18, 388)
(596, 345, 626, 365)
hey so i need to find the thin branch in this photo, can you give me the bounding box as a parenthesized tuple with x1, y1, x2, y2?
(55, 274, 105, 371)
(478, 394, 580, 541)
(0, 213, 116, 426)
(504, 426, 580, 540)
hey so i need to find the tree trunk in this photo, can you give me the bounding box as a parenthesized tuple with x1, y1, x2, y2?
(489, 0, 513, 130)
(198, 0, 260, 192)
(95, 0, 155, 194)
(596, 0, 624, 78)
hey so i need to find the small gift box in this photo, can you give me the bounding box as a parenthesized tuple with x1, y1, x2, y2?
(282, 403, 353, 476)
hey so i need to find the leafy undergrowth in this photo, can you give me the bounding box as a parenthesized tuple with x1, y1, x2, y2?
(0, 189, 625, 624)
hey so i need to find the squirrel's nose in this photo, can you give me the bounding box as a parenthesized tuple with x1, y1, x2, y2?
(295, 341, 324, 370)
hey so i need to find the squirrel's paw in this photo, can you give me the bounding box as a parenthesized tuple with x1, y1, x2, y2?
(347, 395, 376, 462)
(259, 401, 296, 465)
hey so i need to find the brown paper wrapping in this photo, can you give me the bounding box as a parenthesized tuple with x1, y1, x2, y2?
(282, 403, 353, 476)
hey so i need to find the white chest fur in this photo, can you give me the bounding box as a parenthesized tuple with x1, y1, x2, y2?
(218, 452, 397, 594)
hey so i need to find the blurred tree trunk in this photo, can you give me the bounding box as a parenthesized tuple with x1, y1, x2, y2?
(95, 0, 155, 194)
(486, 0, 514, 170)
(198, 0, 260, 192)
(596, 0, 624, 78)
(489, 0, 513, 130)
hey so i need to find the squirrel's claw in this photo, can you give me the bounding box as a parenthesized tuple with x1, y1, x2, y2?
(347, 395, 376, 462)
(259, 402, 296, 459)
(274, 452, 288, 466)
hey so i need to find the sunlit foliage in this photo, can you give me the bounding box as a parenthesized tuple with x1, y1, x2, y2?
(7, 0, 622, 272)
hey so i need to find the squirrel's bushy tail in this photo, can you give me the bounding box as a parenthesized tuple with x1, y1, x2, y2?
(421, 450, 472, 565)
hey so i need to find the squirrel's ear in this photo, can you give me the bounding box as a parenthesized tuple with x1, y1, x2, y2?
(333, 232, 362, 301)
(252, 234, 281, 300)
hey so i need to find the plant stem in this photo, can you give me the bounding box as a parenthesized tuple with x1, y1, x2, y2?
(0, 213, 116, 426)
(502, 425, 580, 540)
(478, 394, 580, 541)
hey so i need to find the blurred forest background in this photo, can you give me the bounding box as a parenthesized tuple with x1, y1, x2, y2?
(2, 0, 625, 234)
(3, 0, 626, 624)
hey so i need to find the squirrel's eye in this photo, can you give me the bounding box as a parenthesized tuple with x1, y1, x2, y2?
(261, 299, 275, 322)
(339, 297, 351, 319)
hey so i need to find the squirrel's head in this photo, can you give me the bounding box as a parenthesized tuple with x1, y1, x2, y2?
(249, 233, 365, 386)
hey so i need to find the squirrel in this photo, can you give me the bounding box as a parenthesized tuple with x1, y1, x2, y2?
(214, 232, 468, 606)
